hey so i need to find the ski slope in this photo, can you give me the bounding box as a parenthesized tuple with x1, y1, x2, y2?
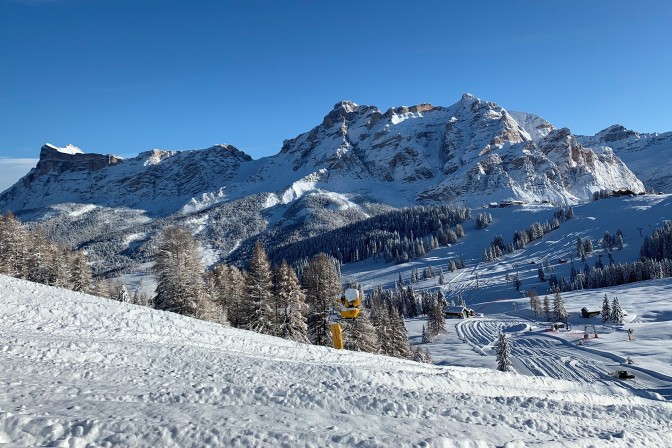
(1, 275, 671, 447)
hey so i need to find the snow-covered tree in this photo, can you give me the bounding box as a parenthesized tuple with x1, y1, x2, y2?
(496, 332, 513, 372)
(553, 291, 568, 322)
(303, 253, 341, 347)
(114, 283, 131, 303)
(343, 309, 379, 353)
(412, 346, 433, 363)
(244, 240, 274, 335)
(421, 324, 432, 344)
(275, 260, 309, 343)
(154, 226, 209, 319)
(427, 296, 446, 338)
(543, 295, 551, 321)
(601, 294, 611, 323)
(610, 296, 625, 324)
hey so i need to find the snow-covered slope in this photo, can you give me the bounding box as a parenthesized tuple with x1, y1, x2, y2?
(1, 274, 671, 447)
(577, 125, 672, 193)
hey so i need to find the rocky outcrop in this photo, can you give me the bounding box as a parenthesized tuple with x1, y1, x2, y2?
(32, 144, 121, 177)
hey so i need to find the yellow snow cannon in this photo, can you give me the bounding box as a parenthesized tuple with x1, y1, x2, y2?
(330, 288, 361, 349)
(340, 288, 361, 319)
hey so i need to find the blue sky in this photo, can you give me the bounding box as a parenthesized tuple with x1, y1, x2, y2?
(1, 0, 671, 170)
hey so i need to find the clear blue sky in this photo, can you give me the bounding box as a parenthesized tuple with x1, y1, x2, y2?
(1, 0, 671, 161)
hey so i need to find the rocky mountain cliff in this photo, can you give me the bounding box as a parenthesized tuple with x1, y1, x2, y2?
(0, 94, 656, 272)
(576, 125, 672, 193)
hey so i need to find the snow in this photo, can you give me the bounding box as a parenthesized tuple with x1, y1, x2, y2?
(45, 143, 84, 155)
(1, 274, 671, 447)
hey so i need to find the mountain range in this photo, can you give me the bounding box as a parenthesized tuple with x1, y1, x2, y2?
(0, 93, 669, 272)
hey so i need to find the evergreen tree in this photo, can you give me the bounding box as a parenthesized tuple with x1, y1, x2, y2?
(496, 332, 513, 372)
(275, 260, 309, 343)
(513, 272, 521, 291)
(421, 324, 432, 344)
(543, 295, 551, 321)
(412, 346, 433, 363)
(387, 305, 412, 359)
(601, 294, 611, 323)
(303, 253, 342, 347)
(244, 240, 274, 335)
(154, 226, 209, 319)
(427, 297, 446, 337)
(553, 291, 568, 322)
(610, 296, 625, 324)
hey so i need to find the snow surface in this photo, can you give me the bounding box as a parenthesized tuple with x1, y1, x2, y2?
(1, 275, 671, 447)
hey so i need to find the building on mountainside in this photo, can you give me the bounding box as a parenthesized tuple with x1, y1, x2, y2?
(444, 305, 473, 319)
(581, 307, 600, 318)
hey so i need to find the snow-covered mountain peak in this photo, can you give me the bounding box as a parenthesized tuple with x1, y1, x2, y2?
(595, 124, 641, 142)
(44, 143, 84, 155)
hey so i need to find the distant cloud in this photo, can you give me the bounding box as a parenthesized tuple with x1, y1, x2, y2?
(0, 158, 37, 194)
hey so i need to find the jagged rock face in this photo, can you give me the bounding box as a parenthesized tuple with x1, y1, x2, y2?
(1, 144, 253, 215)
(577, 126, 672, 193)
(269, 94, 643, 206)
(33, 144, 122, 177)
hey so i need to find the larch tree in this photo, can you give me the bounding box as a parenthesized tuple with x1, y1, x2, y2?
(222, 265, 247, 328)
(154, 226, 209, 319)
(543, 295, 551, 321)
(303, 253, 342, 347)
(244, 240, 274, 335)
(70, 250, 93, 293)
(343, 308, 380, 354)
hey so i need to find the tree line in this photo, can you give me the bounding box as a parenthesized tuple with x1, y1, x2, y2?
(152, 227, 426, 361)
(234, 205, 471, 267)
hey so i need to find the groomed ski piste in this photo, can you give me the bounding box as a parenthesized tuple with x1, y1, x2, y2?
(1, 273, 672, 447)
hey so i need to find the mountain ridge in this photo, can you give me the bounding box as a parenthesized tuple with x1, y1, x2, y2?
(0, 94, 664, 272)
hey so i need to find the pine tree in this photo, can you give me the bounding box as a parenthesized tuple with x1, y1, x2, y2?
(553, 291, 568, 322)
(610, 296, 625, 324)
(387, 305, 412, 359)
(427, 296, 446, 337)
(496, 332, 513, 372)
(303, 253, 342, 347)
(601, 294, 611, 323)
(421, 324, 432, 343)
(154, 226, 209, 319)
(244, 240, 274, 335)
(275, 260, 309, 343)
(412, 346, 433, 363)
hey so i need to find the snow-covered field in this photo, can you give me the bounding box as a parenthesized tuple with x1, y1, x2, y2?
(1, 275, 672, 447)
